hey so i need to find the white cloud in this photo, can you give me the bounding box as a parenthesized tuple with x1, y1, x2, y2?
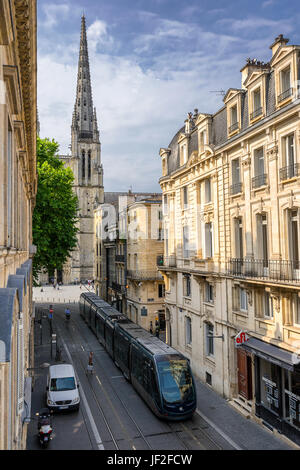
(217, 16, 294, 34)
(37, 11, 297, 191)
(41, 3, 70, 29)
(87, 20, 115, 53)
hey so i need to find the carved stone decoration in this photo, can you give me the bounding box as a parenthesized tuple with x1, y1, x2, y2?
(14, 0, 38, 195)
(266, 145, 278, 161)
(288, 190, 295, 209)
(246, 289, 253, 306)
(242, 156, 251, 167)
(270, 292, 281, 313)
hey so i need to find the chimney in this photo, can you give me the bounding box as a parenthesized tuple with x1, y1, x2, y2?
(270, 34, 289, 57)
(240, 58, 270, 89)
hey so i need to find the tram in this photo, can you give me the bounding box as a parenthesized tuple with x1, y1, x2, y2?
(79, 292, 197, 420)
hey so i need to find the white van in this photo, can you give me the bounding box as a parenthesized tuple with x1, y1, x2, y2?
(46, 364, 80, 411)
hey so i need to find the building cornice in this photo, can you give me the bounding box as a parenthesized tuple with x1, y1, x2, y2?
(13, 0, 37, 200)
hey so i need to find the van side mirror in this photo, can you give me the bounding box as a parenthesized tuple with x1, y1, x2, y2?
(46, 386, 49, 391)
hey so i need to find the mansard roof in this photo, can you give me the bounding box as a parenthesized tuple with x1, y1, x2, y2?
(163, 69, 278, 177)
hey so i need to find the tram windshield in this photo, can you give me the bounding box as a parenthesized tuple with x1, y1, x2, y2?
(156, 355, 194, 404)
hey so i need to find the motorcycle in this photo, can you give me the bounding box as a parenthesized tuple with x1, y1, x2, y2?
(36, 408, 53, 448)
(65, 308, 71, 322)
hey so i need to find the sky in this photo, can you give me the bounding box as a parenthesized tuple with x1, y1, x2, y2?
(37, 0, 300, 192)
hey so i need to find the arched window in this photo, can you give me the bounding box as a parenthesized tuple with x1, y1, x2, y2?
(82, 150, 85, 179)
(88, 151, 91, 180)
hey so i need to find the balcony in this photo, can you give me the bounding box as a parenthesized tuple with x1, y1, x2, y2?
(127, 270, 163, 281)
(230, 182, 242, 195)
(112, 282, 126, 294)
(227, 258, 300, 283)
(279, 163, 300, 181)
(156, 255, 177, 268)
(250, 107, 263, 121)
(252, 173, 267, 189)
(228, 122, 239, 134)
(278, 87, 293, 103)
(115, 255, 125, 262)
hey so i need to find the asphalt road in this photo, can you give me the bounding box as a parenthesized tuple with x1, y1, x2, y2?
(27, 303, 236, 450)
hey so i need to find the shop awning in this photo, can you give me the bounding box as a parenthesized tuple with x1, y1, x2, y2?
(241, 337, 299, 371)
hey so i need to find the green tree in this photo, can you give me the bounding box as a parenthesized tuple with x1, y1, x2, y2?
(33, 137, 79, 283)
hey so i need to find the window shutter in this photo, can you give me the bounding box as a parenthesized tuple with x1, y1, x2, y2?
(17, 316, 24, 415)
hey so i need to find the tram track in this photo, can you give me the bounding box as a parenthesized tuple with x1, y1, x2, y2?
(67, 309, 224, 451)
(55, 311, 154, 450)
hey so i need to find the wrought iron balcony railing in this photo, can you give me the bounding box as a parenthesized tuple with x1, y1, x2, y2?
(115, 255, 125, 262)
(112, 282, 126, 294)
(252, 173, 267, 189)
(228, 122, 239, 133)
(278, 87, 293, 103)
(230, 182, 243, 195)
(227, 258, 300, 282)
(250, 107, 263, 120)
(127, 270, 163, 281)
(279, 163, 300, 181)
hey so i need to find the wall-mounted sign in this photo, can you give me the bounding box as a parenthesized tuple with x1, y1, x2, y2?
(234, 330, 249, 346)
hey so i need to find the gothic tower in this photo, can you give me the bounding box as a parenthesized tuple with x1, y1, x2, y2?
(62, 16, 104, 283)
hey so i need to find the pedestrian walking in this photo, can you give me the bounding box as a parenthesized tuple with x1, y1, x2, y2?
(149, 321, 153, 335)
(87, 351, 94, 375)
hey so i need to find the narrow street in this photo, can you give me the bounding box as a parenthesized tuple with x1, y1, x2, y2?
(27, 302, 236, 451)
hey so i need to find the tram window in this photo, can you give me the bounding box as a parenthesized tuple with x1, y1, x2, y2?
(118, 334, 129, 367)
(150, 366, 160, 404)
(131, 346, 143, 384)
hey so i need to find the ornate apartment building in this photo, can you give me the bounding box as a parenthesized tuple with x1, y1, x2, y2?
(126, 198, 165, 331)
(0, 0, 37, 449)
(94, 192, 165, 330)
(159, 35, 300, 445)
(60, 16, 104, 284)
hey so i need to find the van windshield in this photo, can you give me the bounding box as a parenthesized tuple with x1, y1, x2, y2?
(50, 377, 76, 391)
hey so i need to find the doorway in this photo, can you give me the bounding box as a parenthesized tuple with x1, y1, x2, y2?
(237, 348, 253, 400)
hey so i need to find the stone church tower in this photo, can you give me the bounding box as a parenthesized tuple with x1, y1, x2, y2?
(60, 16, 104, 283)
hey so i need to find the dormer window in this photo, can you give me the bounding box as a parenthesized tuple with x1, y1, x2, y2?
(228, 105, 238, 133)
(278, 66, 292, 103)
(250, 88, 262, 120)
(199, 130, 207, 153)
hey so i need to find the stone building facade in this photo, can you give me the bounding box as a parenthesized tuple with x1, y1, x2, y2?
(60, 16, 104, 284)
(126, 198, 165, 331)
(0, 0, 37, 449)
(159, 35, 300, 445)
(94, 192, 165, 330)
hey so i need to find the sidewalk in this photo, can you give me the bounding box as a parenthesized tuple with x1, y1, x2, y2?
(193, 376, 296, 450)
(33, 284, 94, 304)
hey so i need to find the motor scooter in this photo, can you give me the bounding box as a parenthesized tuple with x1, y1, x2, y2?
(36, 408, 53, 448)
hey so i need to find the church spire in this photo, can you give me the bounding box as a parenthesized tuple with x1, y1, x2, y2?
(73, 15, 96, 140)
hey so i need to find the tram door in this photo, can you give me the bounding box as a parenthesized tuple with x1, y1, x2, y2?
(237, 348, 252, 400)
